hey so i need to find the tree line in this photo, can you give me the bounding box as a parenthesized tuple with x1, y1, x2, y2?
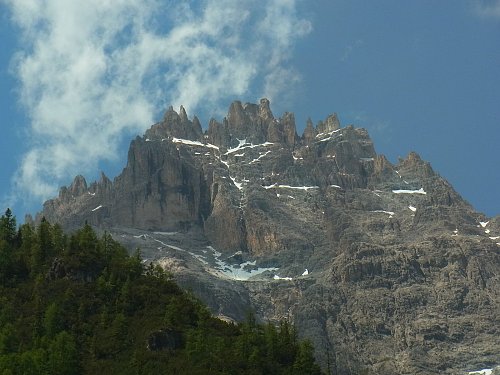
(0, 209, 323, 374)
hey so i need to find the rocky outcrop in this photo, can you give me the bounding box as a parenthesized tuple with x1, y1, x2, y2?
(146, 106, 203, 141)
(37, 99, 500, 375)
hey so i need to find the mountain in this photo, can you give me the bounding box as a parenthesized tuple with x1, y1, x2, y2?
(37, 99, 500, 374)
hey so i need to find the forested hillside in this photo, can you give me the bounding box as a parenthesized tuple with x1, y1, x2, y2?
(0, 209, 322, 374)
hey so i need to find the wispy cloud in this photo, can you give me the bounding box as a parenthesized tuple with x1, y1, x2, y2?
(2, 0, 311, 208)
(340, 39, 363, 62)
(474, 0, 500, 18)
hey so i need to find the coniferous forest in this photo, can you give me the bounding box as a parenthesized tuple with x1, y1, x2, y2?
(0, 209, 323, 374)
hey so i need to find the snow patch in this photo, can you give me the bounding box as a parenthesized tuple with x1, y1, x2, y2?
(480, 221, 489, 228)
(485, 229, 491, 234)
(302, 269, 309, 276)
(208, 246, 278, 281)
(274, 275, 293, 281)
(153, 231, 177, 236)
(225, 139, 274, 155)
(230, 176, 243, 190)
(250, 150, 271, 164)
(172, 137, 219, 150)
(392, 188, 427, 195)
(330, 185, 342, 189)
(91, 205, 102, 212)
(408, 205, 417, 212)
(316, 129, 342, 142)
(263, 184, 319, 191)
(489, 236, 500, 240)
(469, 369, 493, 375)
(372, 210, 395, 217)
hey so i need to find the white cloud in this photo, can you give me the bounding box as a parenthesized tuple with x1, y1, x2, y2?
(340, 39, 364, 62)
(474, 0, 500, 18)
(2, 0, 311, 207)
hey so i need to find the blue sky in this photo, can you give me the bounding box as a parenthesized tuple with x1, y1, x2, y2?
(0, 0, 499, 218)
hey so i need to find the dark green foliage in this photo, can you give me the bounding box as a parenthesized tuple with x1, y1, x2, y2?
(0, 210, 323, 374)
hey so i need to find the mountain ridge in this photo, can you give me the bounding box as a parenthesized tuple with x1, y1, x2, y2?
(36, 99, 500, 374)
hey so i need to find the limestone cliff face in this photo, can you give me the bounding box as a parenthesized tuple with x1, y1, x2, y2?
(38, 99, 500, 375)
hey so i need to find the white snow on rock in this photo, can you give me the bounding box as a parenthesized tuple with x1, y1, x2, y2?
(330, 185, 342, 189)
(274, 275, 293, 281)
(408, 205, 417, 212)
(469, 369, 493, 375)
(230, 176, 243, 190)
(207, 246, 278, 281)
(489, 236, 500, 240)
(360, 157, 374, 162)
(153, 231, 177, 236)
(485, 229, 491, 234)
(172, 137, 219, 150)
(371, 210, 395, 217)
(91, 205, 103, 212)
(316, 128, 341, 138)
(480, 221, 489, 228)
(263, 184, 319, 191)
(452, 229, 459, 236)
(225, 139, 274, 155)
(392, 188, 427, 195)
(250, 150, 271, 164)
(316, 129, 342, 142)
(302, 269, 309, 276)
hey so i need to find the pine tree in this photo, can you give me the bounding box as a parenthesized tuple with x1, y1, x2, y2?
(0, 209, 16, 281)
(0, 209, 16, 243)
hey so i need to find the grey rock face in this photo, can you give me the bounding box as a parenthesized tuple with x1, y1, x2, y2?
(37, 99, 500, 375)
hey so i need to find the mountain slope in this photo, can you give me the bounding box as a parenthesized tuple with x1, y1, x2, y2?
(37, 99, 500, 374)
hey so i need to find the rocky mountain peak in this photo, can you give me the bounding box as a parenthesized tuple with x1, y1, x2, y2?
(69, 175, 87, 197)
(145, 105, 202, 141)
(317, 112, 340, 134)
(398, 151, 435, 178)
(258, 97, 274, 121)
(179, 105, 188, 122)
(36, 99, 500, 375)
(302, 118, 317, 144)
